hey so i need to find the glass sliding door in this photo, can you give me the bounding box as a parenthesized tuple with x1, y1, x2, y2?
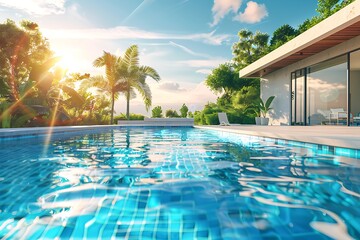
(291, 69, 305, 125)
(307, 55, 347, 125)
(350, 50, 360, 126)
(291, 73, 295, 124)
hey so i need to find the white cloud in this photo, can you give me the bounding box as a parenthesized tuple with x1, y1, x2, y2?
(211, 0, 242, 27)
(158, 81, 186, 92)
(180, 58, 228, 68)
(196, 69, 212, 75)
(43, 27, 232, 46)
(234, 1, 268, 24)
(0, 0, 66, 15)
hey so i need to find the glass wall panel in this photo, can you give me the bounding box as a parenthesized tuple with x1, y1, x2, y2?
(307, 55, 347, 125)
(291, 70, 305, 125)
(296, 70, 305, 125)
(291, 73, 295, 124)
(350, 50, 360, 126)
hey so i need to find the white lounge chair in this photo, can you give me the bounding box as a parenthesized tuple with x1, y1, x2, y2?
(218, 112, 230, 126)
(330, 108, 347, 124)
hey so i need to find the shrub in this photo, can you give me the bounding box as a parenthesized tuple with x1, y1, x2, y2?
(165, 109, 180, 118)
(204, 113, 219, 125)
(179, 103, 189, 118)
(151, 106, 163, 118)
(114, 113, 145, 122)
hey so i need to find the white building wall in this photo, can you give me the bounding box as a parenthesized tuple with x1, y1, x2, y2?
(262, 34, 360, 125)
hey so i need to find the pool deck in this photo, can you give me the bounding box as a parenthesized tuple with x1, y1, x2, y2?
(196, 125, 360, 149)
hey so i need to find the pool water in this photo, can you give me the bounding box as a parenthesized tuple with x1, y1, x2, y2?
(0, 127, 359, 239)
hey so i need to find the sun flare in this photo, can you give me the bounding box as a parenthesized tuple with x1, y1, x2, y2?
(53, 47, 85, 73)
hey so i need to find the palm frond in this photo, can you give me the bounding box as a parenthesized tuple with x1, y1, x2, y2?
(139, 66, 160, 82)
(134, 82, 152, 110)
(93, 51, 109, 67)
(123, 45, 139, 68)
(60, 85, 85, 108)
(81, 75, 109, 93)
(114, 80, 127, 92)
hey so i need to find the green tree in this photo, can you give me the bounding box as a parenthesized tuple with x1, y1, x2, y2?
(118, 45, 160, 120)
(179, 103, 189, 118)
(85, 46, 161, 124)
(0, 20, 84, 127)
(232, 79, 260, 111)
(298, 0, 354, 34)
(165, 109, 180, 118)
(0, 20, 52, 101)
(205, 63, 243, 103)
(270, 24, 298, 50)
(232, 29, 269, 70)
(298, 18, 320, 34)
(151, 105, 163, 118)
(0, 19, 53, 127)
(90, 95, 111, 124)
(317, 0, 339, 18)
(92, 51, 127, 124)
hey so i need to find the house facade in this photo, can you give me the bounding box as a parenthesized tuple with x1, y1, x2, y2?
(240, 1, 360, 126)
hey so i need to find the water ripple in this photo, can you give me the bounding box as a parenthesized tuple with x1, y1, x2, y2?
(0, 128, 359, 239)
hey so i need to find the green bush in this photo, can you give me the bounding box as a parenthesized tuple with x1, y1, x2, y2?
(151, 106, 163, 118)
(227, 112, 254, 124)
(194, 105, 256, 125)
(179, 103, 189, 118)
(114, 113, 145, 122)
(193, 111, 203, 125)
(165, 109, 180, 118)
(204, 113, 219, 125)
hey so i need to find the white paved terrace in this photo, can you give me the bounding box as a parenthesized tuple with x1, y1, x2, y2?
(196, 125, 360, 149)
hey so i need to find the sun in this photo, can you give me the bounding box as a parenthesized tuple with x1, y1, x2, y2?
(52, 47, 84, 73)
(55, 54, 77, 72)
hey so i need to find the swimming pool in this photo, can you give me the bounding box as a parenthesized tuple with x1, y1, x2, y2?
(0, 127, 359, 239)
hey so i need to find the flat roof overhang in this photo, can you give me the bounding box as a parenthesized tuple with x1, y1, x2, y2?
(240, 0, 360, 78)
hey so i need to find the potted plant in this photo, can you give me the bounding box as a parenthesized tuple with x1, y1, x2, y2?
(245, 102, 261, 125)
(259, 96, 275, 125)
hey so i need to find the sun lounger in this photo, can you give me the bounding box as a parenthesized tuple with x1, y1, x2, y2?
(218, 112, 230, 126)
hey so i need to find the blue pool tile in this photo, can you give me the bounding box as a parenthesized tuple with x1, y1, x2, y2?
(115, 230, 127, 238)
(1, 127, 360, 240)
(102, 224, 116, 239)
(170, 232, 180, 240)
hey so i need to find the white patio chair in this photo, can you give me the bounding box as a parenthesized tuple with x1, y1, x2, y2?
(218, 112, 230, 126)
(330, 108, 347, 124)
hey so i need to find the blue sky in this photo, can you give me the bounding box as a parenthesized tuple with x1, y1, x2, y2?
(0, 0, 318, 115)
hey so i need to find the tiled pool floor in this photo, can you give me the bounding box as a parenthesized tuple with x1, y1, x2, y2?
(0, 127, 359, 239)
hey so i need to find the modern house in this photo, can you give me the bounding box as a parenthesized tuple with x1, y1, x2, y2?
(240, 0, 360, 126)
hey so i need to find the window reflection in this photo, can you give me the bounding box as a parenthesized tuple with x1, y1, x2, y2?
(291, 70, 305, 125)
(307, 55, 347, 125)
(350, 50, 360, 126)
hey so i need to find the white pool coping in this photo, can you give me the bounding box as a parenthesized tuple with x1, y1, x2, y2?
(196, 125, 360, 150)
(118, 118, 194, 127)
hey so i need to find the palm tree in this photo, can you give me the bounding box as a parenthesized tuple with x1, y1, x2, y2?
(91, 46, 160, 123)
(119, 45, 160, 120)
(92, 51, 127, 124)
